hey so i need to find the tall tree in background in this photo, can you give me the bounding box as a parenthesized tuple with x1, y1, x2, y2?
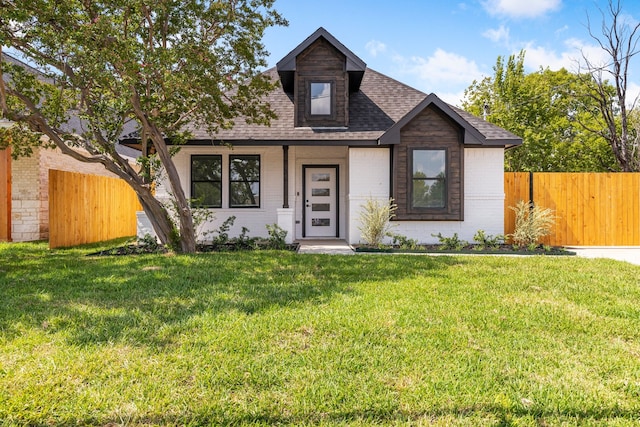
(581, 0, 640, 171)
(0, 0, 286, 253)
(463, 52, 617, 172)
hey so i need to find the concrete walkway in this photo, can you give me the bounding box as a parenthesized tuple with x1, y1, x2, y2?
(297, 240, 354, 255)
(567, 246, 640, 266)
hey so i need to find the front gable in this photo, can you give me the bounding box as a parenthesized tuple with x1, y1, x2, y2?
(294, 38, 348, 128)
(276, 27, 367, 130)
(392, 104, 464, 221)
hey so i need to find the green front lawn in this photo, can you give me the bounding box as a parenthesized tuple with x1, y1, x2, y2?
(1, 241, 639, 426)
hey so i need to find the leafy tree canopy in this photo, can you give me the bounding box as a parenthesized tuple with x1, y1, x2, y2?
(462, 51, 618, 172)
(0, 0, 287, 252)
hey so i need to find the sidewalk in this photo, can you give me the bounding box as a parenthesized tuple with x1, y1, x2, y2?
(567, 247, 640, 266)
(297, 240, 354, 255)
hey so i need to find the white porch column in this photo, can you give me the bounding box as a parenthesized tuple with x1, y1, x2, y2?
(277, 208, 295, 243)
(136, 211, 157, 240)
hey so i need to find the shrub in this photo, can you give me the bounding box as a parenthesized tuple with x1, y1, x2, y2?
(213, 216, 236, 245)
(137, 233, 162, 252)
(509, 200, 555, 247)
(473, 229, 504, 250)
(390, 233, 419, 250)
(265, 224, 288, 250)
(233, 226, 258, 250)
(357, 198, 397, 247)
(432, 232, 467, 251)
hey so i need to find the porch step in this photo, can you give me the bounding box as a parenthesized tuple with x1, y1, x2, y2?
(297, 240, 354, 255)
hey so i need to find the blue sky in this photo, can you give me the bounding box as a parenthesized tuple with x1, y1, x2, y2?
(262, 0, 640, 106)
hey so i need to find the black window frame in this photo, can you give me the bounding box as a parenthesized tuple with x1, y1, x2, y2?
(229, 154, 261, 208)
(190, 154, 222, 208)
(409, 148, 448, 211)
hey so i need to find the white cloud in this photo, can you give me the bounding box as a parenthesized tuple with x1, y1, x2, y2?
(555, 25, 569, 36)
(483, 25, 510, 43)
(482, 0, 561, 18)
(403, 49, 484, 86)
(390, 49, 485, 106)
(435, 90, 468, 107)
(627, 81, 640, 108)
(365, 40, 387, 57)
(520, 38, 611, 72)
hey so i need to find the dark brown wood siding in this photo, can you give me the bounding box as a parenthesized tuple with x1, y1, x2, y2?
(393, 105, 464, 221)
(294, 38, 348, 127)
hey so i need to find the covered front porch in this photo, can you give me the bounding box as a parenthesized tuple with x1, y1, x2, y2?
(158, 144, 391, 245)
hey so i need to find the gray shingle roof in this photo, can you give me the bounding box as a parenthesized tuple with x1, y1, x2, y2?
(187, 67, 427, 144)
(187, 66, 521, 147)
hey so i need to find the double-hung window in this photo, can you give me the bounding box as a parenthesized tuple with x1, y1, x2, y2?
(411, 149, 446, 209)
(191, 155, 222, 208)
(229, 155, 260, 208)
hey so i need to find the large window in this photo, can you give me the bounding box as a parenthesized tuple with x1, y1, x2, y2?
(229, 155, 260, 208)
(191, 155, 222, 208)
(310, 82, 332, 115)
(411, 149, 446, 209)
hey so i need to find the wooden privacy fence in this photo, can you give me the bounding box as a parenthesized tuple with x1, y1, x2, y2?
(49, 170, 142, 248)
(505, 172, 640, 246)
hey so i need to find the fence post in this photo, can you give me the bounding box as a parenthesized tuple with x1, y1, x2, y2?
(529, 171, 534, 208)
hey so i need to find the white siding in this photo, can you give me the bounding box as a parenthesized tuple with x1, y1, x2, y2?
(166, 145, 505, 245)
(347, 147, 390, 244)
(159, 145, 350, 242)
(348, 147, 505, 245)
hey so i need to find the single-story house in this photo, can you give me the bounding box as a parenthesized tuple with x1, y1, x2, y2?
(140, 27, 522, 244)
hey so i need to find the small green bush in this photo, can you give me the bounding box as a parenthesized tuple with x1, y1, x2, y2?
(509, 200, 555, 247)
(357, 198, 397, 247)
(213, 216, 236, 245)
(266, 224, 288, 249)
(432, 232, 467, 251)
(390, 233, 419, 250)
(473, 229, 504, 250)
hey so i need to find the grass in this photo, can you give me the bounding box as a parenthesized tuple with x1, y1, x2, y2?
(1, 240, 640, 426)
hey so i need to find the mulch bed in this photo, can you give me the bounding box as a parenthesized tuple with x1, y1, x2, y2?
(353, 244, 575, 256)
(87, 241, 299, 256)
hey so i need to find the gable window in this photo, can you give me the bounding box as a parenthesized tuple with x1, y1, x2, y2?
(191, 155, 222, 208)
(310, 82, 332, 115)
(411, 149, 446, 209)
(230, 155, 260, 208)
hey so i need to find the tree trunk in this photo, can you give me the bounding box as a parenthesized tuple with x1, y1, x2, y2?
(136, 186, 176, 245)
(148, 128, 197, 253)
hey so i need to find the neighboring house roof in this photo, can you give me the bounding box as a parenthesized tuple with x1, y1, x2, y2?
(1, 52, 54, 84)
